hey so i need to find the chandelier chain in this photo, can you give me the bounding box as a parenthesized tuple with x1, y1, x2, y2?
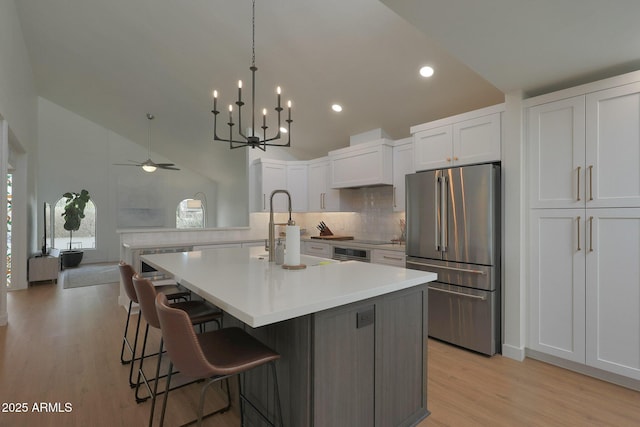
(252, 0, 256, 67)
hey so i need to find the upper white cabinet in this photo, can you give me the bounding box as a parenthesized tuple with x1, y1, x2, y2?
(251, 159, 288, 212)
(529, 82, 640, 209)
(586, 84, 640, 208)
(392, 138, 414, 212)
(412, 105, 503, 171)
(308, 157, 341, 211)
(527, 96, 586, 209)
(329, 139, 393, 188)
(287, 161, 309, 212)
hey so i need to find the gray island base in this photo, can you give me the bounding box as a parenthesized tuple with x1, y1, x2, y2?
(141, 247, 433, 426)
(228, 283, 429, 426)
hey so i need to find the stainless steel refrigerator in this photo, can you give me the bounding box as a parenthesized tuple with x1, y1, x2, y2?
(406, 163, 501, 355)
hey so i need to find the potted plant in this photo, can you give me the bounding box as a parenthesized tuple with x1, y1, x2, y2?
(60, 189, 91, 268)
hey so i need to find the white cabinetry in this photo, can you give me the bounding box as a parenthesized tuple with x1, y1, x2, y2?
(528, 210, 586, 363)
(329, 139, 393, 188)
(371, 249, 405, 267)
(392, 138, 414, 212)
(529, 83, 640, 209)
(28, 256, 59, 284)
(252, 159, 287, 212)
(527, 76, 640, 380)
(586, 209, 640, 379)
(287, 161, 309, 212)
(412, 105, 502, 172)
(308, 157, 341, 211)
(302, 241, 332, 258)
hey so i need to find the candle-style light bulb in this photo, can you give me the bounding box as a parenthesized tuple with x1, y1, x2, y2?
(238, 80, 243, 103)
(262, 108, 267, 128)
(276, 86, 281, 108)
(212, 90, 218, 111)
(228, 104, 233, 122)
(287, 100, 292, 121)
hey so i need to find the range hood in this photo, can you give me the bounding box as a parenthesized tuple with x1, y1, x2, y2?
(328, 129, 394, 188)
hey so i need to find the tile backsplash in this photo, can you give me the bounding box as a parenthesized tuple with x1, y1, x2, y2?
(269, 186, 406, 243)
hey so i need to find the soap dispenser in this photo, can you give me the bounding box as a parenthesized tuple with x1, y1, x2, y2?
(275, 238, 285, 265)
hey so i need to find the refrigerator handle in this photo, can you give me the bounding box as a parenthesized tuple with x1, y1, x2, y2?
(441, 174, 448, 252)
(435, 174, 441, 251)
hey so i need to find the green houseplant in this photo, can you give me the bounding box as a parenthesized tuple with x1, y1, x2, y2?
(60, 189, 91, 268)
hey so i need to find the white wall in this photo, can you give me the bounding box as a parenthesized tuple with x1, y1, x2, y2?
(37, 98, 225, 263)
(0, 1, 38, 318)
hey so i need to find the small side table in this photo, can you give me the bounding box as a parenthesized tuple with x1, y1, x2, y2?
(28, 255, 60, 284)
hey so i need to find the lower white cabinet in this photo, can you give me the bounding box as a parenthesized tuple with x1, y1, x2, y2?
(371, 249, 405, 267)
(529, 209, 586, 363)
(529, 208, 640, 379)
(28, 256, 59, 283)
(302, 241, 332, 258)
(585, 209, 640, 379)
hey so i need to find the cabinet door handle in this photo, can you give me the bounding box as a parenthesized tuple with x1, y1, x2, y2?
(321, 193, 325, 209)
(453, 156, 459, 161)
(577, 216, 581, 251)
(589, 165, 594, 201)
(589, 216, 594, 252)
(446, 157, 452, 162)
(263, 194, 266, 210)
(393, 186, 397, 208)
(576, 166, 581, 201)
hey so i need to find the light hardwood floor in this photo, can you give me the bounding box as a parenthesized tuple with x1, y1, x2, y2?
(1, 280, 639, 426)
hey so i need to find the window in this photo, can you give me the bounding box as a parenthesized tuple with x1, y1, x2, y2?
(6, 174, 11, 287)
(176, 199, 205, 228)
(54, 197, 96, 250)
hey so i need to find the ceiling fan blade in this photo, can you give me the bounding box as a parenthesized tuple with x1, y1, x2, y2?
(158, 165, 180, 170)
(154, 163, 176, 167)
(113, 163, 143, 166)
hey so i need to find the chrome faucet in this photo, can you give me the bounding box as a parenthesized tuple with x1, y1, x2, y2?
(268, 189, 295, 262)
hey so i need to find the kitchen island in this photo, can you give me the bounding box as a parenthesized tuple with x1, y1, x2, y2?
(142, 246, 436, 427)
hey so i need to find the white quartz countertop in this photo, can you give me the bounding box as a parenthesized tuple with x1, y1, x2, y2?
(142, 246, 435, 328)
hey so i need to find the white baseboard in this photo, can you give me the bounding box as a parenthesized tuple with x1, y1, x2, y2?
(502, 343, 525, 361)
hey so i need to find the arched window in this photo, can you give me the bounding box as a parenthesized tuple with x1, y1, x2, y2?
(53, 197, 96, 250)
(176, 199, 205, 228)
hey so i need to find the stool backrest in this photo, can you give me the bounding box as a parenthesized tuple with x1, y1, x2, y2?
(155, 293, 215, 379)
(133, 274, 161, 329)
(118, 261, 138, 304)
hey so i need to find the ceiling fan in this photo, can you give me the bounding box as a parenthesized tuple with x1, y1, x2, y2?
(114, 113, 180, 172)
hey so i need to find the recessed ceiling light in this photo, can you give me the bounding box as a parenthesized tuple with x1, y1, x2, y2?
(332, 104, 343, 113)
(419, 66, 434, 78)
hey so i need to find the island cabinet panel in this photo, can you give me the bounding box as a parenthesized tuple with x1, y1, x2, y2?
(376, 286, 428, 426)
(313, 301, 376, 427)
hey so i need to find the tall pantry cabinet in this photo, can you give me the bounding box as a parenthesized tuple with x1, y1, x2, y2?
(527, 75, 640, 380)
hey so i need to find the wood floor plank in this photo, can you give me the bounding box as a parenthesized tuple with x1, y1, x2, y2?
(1, 281, 639, 426)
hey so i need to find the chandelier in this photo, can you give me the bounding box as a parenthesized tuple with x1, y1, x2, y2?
(211, 0, 292, 150)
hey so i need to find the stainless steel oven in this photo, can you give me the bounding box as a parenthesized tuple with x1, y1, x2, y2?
(332, 246, 370, 262)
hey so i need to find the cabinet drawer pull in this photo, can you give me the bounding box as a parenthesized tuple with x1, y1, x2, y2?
(382, 255, 403, 261)
(589, 165, 594, 201)
(576, 166, 581, 201)
(310, 246, 325, 251)
(589, 216, 594, 252)
(577, 216, 581, 251)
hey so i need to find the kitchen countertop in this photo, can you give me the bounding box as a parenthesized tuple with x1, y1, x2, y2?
(142, 246, 435, 328)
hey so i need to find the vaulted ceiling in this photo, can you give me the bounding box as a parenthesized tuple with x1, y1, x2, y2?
(15, 0, 640, 177)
